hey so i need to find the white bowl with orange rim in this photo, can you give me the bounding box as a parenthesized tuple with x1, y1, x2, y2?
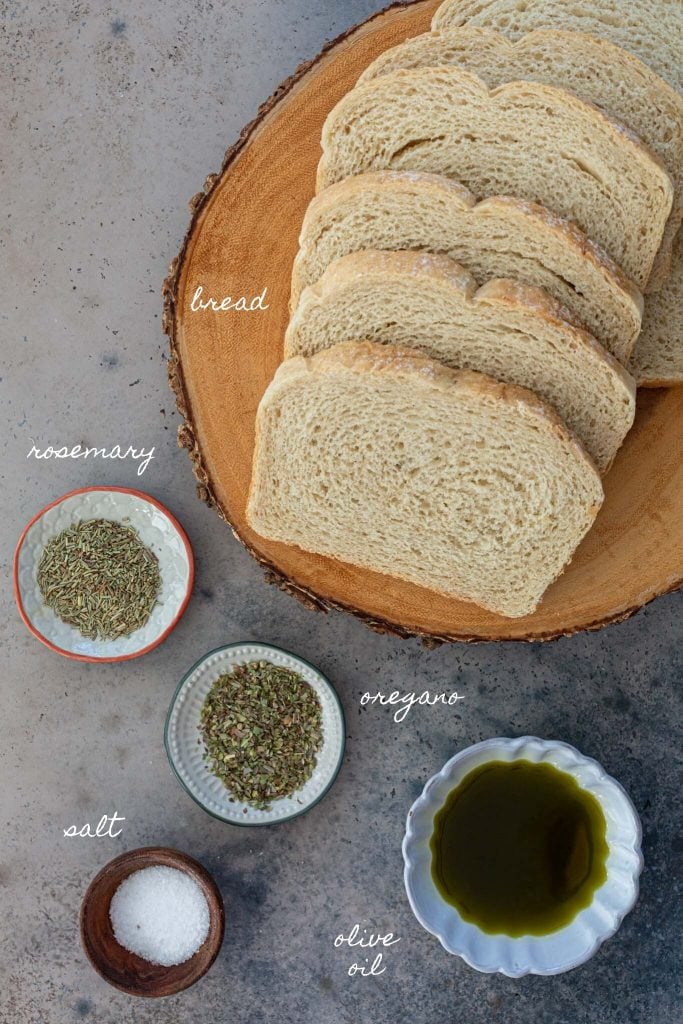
(14, 486, 194, 662)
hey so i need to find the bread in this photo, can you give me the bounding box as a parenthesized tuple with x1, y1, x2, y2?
(247, 341, 604, 618)
(317, 67, 674, 290)
(427, 5, 683, 384)
(630, 230, 683, 386)
(292, 171, 642, 364)
(285, 250, 635, 472)
(359, 27, 683, 291)
(432, 1, 683, 94)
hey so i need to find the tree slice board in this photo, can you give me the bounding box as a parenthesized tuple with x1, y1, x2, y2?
(163, 0, 683, 643)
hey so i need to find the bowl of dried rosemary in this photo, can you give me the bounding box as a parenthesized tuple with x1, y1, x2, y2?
(14, 486, 194, 662)
(164, 642, 346, 825)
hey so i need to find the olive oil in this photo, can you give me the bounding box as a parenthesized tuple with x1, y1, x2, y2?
(430, 760, 608, 937)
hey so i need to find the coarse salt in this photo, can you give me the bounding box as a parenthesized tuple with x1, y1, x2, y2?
(109, 865, 210, 967)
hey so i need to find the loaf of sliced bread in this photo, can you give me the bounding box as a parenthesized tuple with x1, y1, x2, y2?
(292, 171, 642, 364)
(317, 67, 673, 290)
(247, 341, 604, 618)
(428, 3, 683, 382)
(285, 250, 635, 472)
(631, 230, 683, 386)
(359, 27, 683, 290)
(432, 1, 683, 94)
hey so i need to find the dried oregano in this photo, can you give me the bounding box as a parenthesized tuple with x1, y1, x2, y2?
(37, 518, 161, 641)
(199, 661, 323, 810)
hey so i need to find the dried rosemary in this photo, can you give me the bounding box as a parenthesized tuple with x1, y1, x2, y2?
(37, 518, 161, 640)
(199, 661, 323, 810)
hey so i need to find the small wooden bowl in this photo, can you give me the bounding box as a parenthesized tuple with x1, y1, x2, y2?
(80, 847, 225, 997)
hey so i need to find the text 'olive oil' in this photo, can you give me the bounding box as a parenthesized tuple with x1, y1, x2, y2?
(430, 760, 608, 937)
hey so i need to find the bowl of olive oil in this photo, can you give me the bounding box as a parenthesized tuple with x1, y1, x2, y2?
(403, 737, 642, 976)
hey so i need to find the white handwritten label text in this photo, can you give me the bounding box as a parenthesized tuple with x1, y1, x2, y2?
(360, 689, 465, 724)
(190, 285, 269, 313)
(334, 924, 401, 977)
(28, 443, 155, 476)
(63, 813, 125, 839)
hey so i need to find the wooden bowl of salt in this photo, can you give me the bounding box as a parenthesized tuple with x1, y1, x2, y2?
(80, 846, 224, 996)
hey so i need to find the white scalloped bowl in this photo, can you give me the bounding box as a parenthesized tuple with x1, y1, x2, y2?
(403, 737, 642, 976)
(13, 487, 194, 662)
(165, 642, 346, 825)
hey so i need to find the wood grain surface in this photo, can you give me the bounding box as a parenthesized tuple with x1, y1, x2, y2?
(163, 0, 683, 642)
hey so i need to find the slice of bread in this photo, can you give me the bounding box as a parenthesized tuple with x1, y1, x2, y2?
(630, 230, 683, 386)
(359, 27, 683, 291)
(432, 1, 683, 94)
(285, 250, 636, 472)
(317, 67, 674, 290)
(293, 172, 643, 363)
(247, 340, 604, 618)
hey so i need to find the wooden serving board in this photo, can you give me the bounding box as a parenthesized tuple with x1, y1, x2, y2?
(163, 0, 683, 643)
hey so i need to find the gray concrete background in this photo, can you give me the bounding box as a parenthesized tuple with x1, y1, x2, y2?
(1, 2, 681, 1022)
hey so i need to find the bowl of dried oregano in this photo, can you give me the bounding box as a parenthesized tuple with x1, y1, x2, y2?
(165, 642, 346, 825)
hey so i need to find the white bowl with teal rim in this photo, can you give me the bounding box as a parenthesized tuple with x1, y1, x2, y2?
(13, 486, 194, 663)
(403, 737, 643, 976)
(165, 642, 346, 826)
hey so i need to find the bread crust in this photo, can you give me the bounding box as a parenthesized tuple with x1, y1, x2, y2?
(290, 247, 635, 395)
(317, 66, 674, 288)
(431, 0, 683, 94)
(259, 337, 602, 496)
(630, 214, 683, 385)
(292, 171, 644, 332)
(318, 65, 673, 190)
(358, 26, 683, 291)
(285, 340, 605, 469)
(286, 249, 636, 471)
(638, 378, 683, 389)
